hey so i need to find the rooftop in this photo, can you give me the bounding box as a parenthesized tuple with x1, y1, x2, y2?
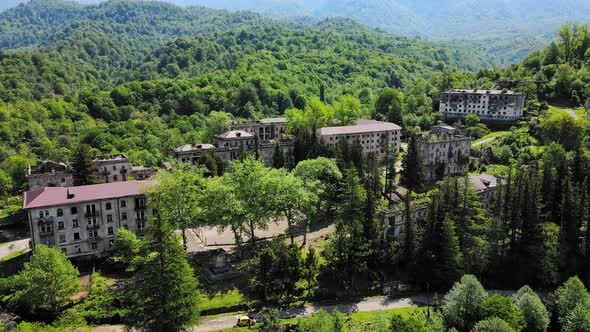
(28, 161, 70, 175)
(259, 117, 287, 124)
(23, 180, 155, 210)
(215, 130, 254, 139)
(131, 166, 152, 171)
(469, 173, 499, 192)
(173, 144, 215, 153)
(317, 120, 401, 136)
(93, 154, 129, 162)
(445, 89, 523, 95)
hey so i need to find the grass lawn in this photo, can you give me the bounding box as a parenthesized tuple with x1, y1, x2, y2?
(201, 288, 252, 312)
(348, 307, 426, 323)
(0, 196, 23, 220)
(210, 307, 428, 332)
(472, 131, 509, 145)
(546, 105, 586, 121)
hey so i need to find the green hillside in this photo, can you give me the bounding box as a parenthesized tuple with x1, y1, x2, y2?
(0, 0, 493, 191)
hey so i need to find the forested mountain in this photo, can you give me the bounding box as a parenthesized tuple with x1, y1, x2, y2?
(487, 24, 590, 107)
(0, 0, 494, 190)
(164, 0, 590, 64)
(5, 0, 589, 64)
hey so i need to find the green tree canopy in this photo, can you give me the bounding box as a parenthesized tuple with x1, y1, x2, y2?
(1, 245, 80, 314)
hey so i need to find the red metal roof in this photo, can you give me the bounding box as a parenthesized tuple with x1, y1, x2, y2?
(23, 180, 156, 210)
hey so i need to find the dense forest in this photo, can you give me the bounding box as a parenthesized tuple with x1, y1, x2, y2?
(0, 0, 493, 191)
(5, 1, 590, 332)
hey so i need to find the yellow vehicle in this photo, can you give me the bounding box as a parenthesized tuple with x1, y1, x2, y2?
(236, 315, 256, 327)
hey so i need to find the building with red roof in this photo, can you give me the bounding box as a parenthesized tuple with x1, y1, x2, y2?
(23, 180, 155, 259)
(316, 119, 402, 157)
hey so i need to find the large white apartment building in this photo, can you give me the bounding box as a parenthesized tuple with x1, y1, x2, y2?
(316, 120, 402, 157)
(23, 181, 154, 259)
(419, 125, 472, 181)
(440, 89, 525, 121)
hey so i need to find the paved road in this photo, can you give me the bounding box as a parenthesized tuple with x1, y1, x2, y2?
(193, 295, 428, 332)
(564, 109, 580, 120)
(91, 295, 428, 332)
(0, 238, 30, 260)
(473, 136, 499, 147)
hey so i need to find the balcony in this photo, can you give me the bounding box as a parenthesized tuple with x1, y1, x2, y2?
(120, 168, 128, 174)
(85, 211, 100, 218)
(39, 229, 54, 236)
(100, 169, 110, 175)
(135, 217, 146, 223)
(134, 205, 147, 211)
(86, 224, 100, 230)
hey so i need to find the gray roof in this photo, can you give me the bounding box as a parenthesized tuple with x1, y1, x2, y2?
(317, 120, 401, 136)
(173, 144, 215, 153)
(259, 117, 287, 124)
(131, 166, 152, 171)
(469, 173, 498, 192)
(445, 89, 522, 95)
(93, 154, 129, 162)
(215, 130, 254, 139)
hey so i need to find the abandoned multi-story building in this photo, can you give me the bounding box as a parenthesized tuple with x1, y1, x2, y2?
(173, 132, 293, 167)
(317, 120, 402, 157)
(469, 173, 500, 211)
(131, 166, 156, 181)
(440, 89, 525, 121)
(173, 144, 216, 164)
(173, 117, 293, 167)
(380, 173, 500, 254)
(231, 117, 288, 141)
(94, 154, 130, 183)
(27, 161, 74, 190)
(23, 180, 154, 259)
(418, 125, 472, 181)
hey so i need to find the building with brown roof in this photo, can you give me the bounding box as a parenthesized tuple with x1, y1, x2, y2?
(316, 119, 402, 157)
(23, 181, 154, 259)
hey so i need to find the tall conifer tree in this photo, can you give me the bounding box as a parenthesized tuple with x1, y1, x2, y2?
(71, 144, 99, 186)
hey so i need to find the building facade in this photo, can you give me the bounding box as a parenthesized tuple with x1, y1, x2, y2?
(94, 154, 131, 183)
(231, 117, 288, 141)
(317, 120, 402, 157)
(23, 181, 154, 259)
(130, 166, 156, 181)
(419, 125, 472, 181)
(173, 130, 293, 167)
(27, 161, 74, 190)
(173, 144, 216, 163)
(440, 89, 525, 121)
(380, 174, 500, 254)
(468, 173, 500, 211)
